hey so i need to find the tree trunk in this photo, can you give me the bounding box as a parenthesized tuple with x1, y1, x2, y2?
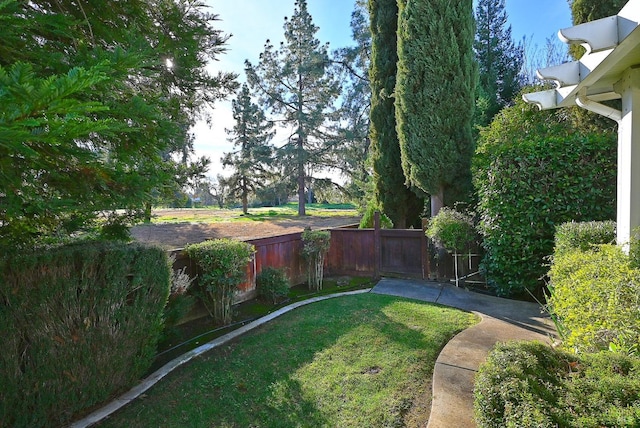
(430, 186, 444, 217)
(297, 137, 306, 216)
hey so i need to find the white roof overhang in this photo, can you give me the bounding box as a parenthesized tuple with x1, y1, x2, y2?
(523, 1, 640, 112)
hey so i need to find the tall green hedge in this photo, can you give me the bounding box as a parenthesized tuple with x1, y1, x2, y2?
(475, 133, 616, 297)
(0, 241, 170, 427)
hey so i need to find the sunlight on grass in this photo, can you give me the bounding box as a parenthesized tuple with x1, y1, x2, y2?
(151, 204, 358, 224)
(98, 294, 477, 428)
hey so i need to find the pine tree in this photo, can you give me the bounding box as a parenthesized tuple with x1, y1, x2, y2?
(395, 0, 476, 215)
(474, 0, 524, 127)
(222, 84, 275, 214)
(368, 0, 424, 228)
(245, 0, 340, 216)
(331, 0, 372, 203)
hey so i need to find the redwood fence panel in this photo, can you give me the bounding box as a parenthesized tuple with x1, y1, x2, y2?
(169, 213, 482, 306)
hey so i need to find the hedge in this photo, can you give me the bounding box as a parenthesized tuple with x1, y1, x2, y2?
(0, 241, 170, 427)
(474, 133, 616, 297)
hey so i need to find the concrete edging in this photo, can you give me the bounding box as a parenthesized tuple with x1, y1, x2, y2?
(69, 288, 372, 428)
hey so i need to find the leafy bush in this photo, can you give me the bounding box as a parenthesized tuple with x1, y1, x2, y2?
(474, 130, 616, 297)
(426, 208, 475, 253)
(257, 267, 290, 304)
(475, 342, 640, 428)
(0, 241, 170, 427)
(185, 239, 255, 325)
(548, 244, 640, 354)
(359, 203, 393, 229)
(301, 229, 331, 290)
(554, 220, 616, 256)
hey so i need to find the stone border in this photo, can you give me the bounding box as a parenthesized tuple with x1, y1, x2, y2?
(69, 289, 371, 428)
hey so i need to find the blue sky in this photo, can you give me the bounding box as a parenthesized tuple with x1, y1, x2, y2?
(195, 0, 574, 180)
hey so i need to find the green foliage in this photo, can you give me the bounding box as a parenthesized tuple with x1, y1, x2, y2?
(395, 0, 476, 205)
(554, 220, 616, 256)
(474, 0, 523, 127)
(0, 241, 169, 427)
(548, 244, 640, 354)
(223, 83, 275, 215)
(368, 0, 424, 228)
(185, 239, 255, 325)
(569, 0, 627, 59)
(257, 267, 290, 304)
(475, 341, 640, 428)
(245, 0, 340, 216)
(426, 208, 475, 253)
(358, 203, 393, 229)
(301, 229, 331, 290)
(474, 94, 616, 297)
(0, 0, 236, 247)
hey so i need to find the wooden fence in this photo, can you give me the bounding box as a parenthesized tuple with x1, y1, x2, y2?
(170, 214, 482, 305)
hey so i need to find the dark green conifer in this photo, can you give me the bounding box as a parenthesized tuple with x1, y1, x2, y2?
(395, 0, 476, 214)
(368, 0, 424, 228)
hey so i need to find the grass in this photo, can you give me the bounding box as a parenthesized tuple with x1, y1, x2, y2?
(98, 293, 477, 427)
(152, 203, 359, 224)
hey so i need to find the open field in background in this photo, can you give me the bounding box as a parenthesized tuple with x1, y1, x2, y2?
(98, 293, 478, 428)
(131, 204, 361, 249)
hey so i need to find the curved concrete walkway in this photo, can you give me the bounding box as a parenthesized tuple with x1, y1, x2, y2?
(371, 278, 557, 428)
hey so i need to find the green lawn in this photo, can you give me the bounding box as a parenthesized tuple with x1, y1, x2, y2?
(152, 203, 359, 224)
(98, 293, 477, 428)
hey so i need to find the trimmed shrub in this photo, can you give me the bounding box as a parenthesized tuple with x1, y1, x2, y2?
(185, 239, 255, 325)
(426, 208, 475, 253)
(474, 133, 616, 297)
(301, 229, 331, 291)
(257, 267, 290, 304)
(548, 244, 640, 354)
(554, 220, 616, 256)
(0, 241, 170, 427)
(359, 203, 393, 229)
(475, 342, 640, 428)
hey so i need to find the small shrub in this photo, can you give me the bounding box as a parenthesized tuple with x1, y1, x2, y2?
(359, 203, 393, 229)
(426, 208, 475, 253)
(0, 241, 170, 427)
(257, 267, 290, 304)
(548, 244, 640, 353)
(475, 342, 640, 428)
(554, 220, 616, 256)
(301, 229, 331, 291)
(185, 239, 255, 325)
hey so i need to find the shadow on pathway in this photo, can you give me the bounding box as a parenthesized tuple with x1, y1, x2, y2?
(371, 278, 557, 428)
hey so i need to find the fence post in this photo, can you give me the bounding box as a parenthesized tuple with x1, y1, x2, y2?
(421, 218, 430, 280)
(374, 211, 381, 278)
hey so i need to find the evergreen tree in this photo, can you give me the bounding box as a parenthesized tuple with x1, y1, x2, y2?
(331, 0, 372, 204)
(222, 84, 275, 214)
(368, 0, 424, 228)
(0, 0, 236, 246)
(569, 0, 627, 58)
(245, 0, 340, 216)
(395, 0, 476, 215)
(474, 0, 524, 127)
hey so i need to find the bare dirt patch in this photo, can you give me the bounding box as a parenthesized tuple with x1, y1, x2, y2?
(130, 211, 360, 249)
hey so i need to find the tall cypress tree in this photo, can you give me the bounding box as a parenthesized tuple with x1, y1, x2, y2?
(474, 0, 523, 127)
(246, 0, 339, 216)
(395, 0, 476, 215)
(222, 84, 275, 215)
(368, 0, 424, 228)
